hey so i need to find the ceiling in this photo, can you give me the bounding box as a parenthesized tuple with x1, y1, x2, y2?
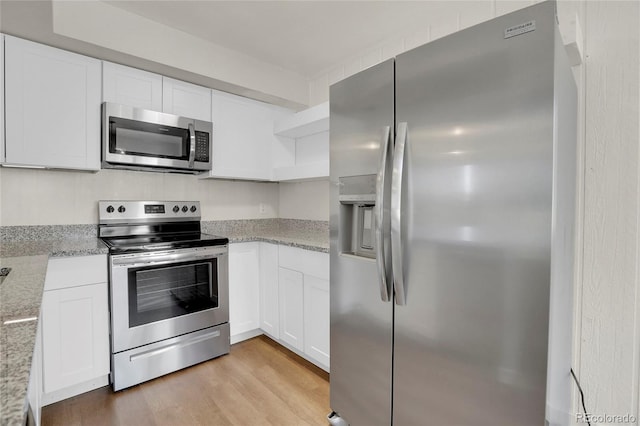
(103, 1, 470, 78)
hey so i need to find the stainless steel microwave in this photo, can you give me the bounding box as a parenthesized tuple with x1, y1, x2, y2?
(102, 102, 213, 173)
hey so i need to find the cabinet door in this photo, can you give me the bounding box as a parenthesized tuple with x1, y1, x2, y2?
(259, 243, 279, 338)
(278, 267, 304, 352)
(229, 243, 260, 340)
(208, 89, 291, 181)
(4, 36, 101, 170)
(304, 275, 330, 368)
(41, 282, 109, 393)
(162, 77, 211, 121)
(102, 62, 163, 111)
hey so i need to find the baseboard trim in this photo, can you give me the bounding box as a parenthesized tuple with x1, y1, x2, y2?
(230, 328, 263, 345)
(42, 375, 109, 406)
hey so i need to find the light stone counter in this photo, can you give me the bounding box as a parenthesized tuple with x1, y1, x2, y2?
(0, 255, 49, 426)
(202, 219, 329, 253)
(0, 233, 107, 425)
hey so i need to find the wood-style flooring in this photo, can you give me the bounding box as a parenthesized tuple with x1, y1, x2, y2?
(42, 336, 330, 426)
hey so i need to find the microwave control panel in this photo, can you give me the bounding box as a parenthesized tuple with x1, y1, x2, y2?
(195, 131, 210, 162)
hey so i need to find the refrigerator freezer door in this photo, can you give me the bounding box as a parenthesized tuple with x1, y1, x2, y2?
(329, 59, 394, 426)
(393, 3, 557, 425)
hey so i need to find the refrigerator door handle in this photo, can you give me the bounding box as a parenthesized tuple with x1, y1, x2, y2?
(375, 125, 392, 302)
(391, 122, 408, 305)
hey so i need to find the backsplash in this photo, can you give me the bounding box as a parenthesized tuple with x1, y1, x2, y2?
(278, 180, 329, 221)
(0, 167, 279, 226)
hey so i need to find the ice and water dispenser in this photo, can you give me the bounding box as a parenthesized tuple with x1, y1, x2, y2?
(339, 174, 377, 259)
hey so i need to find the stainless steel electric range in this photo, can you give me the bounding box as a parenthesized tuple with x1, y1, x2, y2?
(98, 200, 230, 391)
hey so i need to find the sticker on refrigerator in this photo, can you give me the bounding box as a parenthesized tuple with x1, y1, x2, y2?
(504, 20, 536, 39)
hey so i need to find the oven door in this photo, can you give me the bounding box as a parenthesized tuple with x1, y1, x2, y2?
(109, 245, 228, 353)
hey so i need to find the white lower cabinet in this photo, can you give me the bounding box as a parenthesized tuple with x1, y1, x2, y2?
(278, 267, 305, 352)
(303, 275, 330, 367)
(259, 243, 280, 338)
(228, 243, 261, 343)
(40, 255, 109, 406)
(276, 245, 330, 370)
(229, 242, 329, 370)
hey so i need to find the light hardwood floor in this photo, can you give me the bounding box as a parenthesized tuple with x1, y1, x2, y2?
(42, 336, 330, 426)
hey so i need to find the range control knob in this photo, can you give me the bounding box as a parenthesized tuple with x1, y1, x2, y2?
(106, 205, 115, 213)
(173, 205, 180, 213)
(190, 205, 197, 212)
(182, 205, 188, 213)
(118, 205, 126, 213)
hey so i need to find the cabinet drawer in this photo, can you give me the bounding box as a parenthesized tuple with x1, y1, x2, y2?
(278, 246, 329, 280)
(44, 255, 107, 291)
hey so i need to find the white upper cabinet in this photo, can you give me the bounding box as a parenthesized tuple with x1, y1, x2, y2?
(206, 89, 291, 181)
(162, 77, 211, 121)
(102, 64, 209, 121)
(4, 36, 101, 170)
(102, 62, 163, 111)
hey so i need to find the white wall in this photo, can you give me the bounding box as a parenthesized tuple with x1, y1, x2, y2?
(309, 1, 546, 105)
(308, 0, 583, 106)
(279, 180, 330, 221)
(0, 168, 279, 225)
(308, 0, 640, 423)
(581, 1, 639, 421)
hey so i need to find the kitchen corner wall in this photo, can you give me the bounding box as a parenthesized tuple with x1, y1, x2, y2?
(0, 168, 279, 225)
(278, 180, 330, 221)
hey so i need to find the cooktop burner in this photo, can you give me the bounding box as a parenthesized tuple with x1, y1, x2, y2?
(101, 232, 229, 254)
(98, 200, 228, 254)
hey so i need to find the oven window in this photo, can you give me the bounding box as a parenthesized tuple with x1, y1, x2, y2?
(128, 259, 218, 327)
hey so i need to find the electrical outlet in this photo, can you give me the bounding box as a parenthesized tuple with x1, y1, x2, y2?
(259, 203, 266, 214)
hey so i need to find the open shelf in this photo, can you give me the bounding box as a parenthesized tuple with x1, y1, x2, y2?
(274, 101, 329, 138)
(272, 162, 329, 182)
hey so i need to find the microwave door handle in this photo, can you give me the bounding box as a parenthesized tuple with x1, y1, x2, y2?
(188, 122, 196, 168)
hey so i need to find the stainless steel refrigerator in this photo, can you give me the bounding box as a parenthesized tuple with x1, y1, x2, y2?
(329, 2, 576, 425)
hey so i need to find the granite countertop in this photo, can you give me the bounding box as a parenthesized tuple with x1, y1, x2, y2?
(0, 219, 327, 425)
(225, 229, 329, 253)
(0, 238, 109, 259)
(202, 219, 329, 253)
(0, 255, 49, 425)
(0, 238, 107, 425)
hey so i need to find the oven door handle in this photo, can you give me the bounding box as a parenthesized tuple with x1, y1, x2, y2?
(111, 249, 226, 267)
